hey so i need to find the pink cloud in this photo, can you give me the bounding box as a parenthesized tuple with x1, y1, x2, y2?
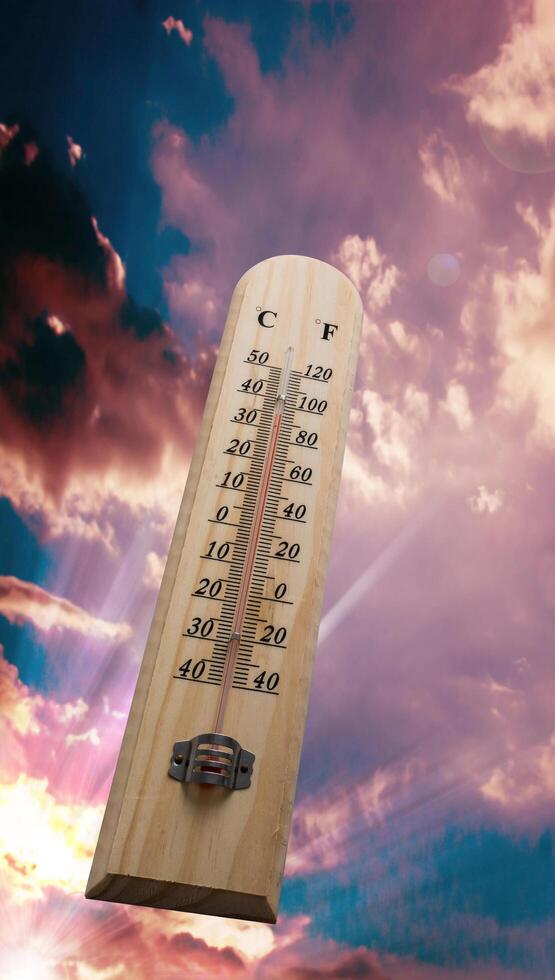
(142, 550, 166, 590)
(67, 134, 83, 166)
(488, 203, 555, 447)
(480, 731, 555, 815)
(0, 647, 122, 804)
(468, 484, 504, 514)
(0, 575, 132, 641)
(0, 121, 19, 151)
(333, 235, 401, 316)
(23, 141, 39, 165)
(419, 131, 466, 207)
(162, 16, 193, 46)
(286, 761, 415, 877)
(450, 0, 555, 162)
(0, 648, 44, 735)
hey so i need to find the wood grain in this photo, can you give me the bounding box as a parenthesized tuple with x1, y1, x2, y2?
(86, 254, 362, 922)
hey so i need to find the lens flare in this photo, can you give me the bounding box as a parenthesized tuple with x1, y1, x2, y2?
(427, 253, 460, 287)
(479, 122, 555, 175)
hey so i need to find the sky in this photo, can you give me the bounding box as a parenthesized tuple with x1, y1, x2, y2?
(1, 0, 555, 976)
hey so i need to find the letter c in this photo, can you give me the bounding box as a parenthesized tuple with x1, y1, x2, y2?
(258, 310, 277, 327)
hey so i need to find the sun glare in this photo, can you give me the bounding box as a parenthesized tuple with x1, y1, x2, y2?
(0, 946, 57, 980)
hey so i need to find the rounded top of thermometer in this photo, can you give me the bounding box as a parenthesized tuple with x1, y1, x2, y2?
(235, 253, 363, 316)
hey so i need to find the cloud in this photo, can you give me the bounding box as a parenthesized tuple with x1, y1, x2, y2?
(163, 274, 219, 329)
(66, 727, 100, 748)
(0, 887, 312, 980)
(287, 762, 414, 877)
(334, 235, 401, 316)
(0, 575, 132, 641)
(157, 932, 246, 974)
(46, 312, 70, 334)
(0, 121, 20, 151)
(468, 485, 504, 514)
(0, 128, 214, 545)
(419, 131, 465, 207)
(162, 16, 193, 46)
(0, 896, 530, 980)
(142, 550, 166, 590)
(318, 502, 434, 645)
(0, 646, 43, 735)
(0, 773, 103, 901)
(389, 320, 419, 356)
(0, 647, 120, 804)
(135, 907, 277, 964)
(340, 445, 391, 506)
(304, 444, 555, 840)
(462, 200, 555, 448)
(343, 382, 430, 508)
(480, 731, 555, 812)
(329, 242, 437, 510)
(440, 380, 473, 431)
(451, 0, 555, 145)
(0, 643, 89, 745)
(276, 946, 392, 980)
(24, 141, 39, 166)
(257, 927, 529, 980)
(150, 16, 423, 338)
(449, 0, 555, 174)
(67, 135, 84, 166)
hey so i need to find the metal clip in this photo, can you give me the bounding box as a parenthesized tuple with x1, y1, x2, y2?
(168, 733, 255, 790)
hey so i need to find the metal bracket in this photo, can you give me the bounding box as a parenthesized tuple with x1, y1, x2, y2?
(168, 733, 255, 790)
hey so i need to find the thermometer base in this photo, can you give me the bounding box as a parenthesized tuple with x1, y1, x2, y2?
(169, 733, 255, 790)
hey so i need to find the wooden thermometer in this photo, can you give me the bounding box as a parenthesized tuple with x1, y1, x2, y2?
(86, 254, 362, 922)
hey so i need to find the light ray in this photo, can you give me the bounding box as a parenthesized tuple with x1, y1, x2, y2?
(318, 501, 435, 645)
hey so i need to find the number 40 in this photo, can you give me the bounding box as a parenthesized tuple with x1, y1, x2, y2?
(253, 670, 279, 691)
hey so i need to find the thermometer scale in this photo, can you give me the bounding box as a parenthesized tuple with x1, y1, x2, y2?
(87, 254, 362, 922)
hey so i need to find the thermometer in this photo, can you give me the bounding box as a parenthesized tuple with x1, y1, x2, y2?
(86, 254, 362, 922)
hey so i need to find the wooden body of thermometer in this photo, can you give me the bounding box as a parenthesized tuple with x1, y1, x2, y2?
(86, 254, 362, 922)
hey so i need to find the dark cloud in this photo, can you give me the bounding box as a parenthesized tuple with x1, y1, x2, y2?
(0, 314, 86, 426)
(0, 125, 213, 530)
(120, 295, 164, 340)
(0, 124, 106, 285)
